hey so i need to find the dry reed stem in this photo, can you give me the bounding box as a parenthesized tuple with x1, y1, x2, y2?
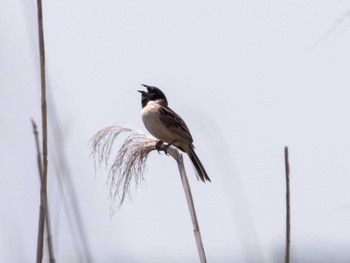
(36, 0, 45, 258)
(35, 0, 54, 261)
(284, 146, 291, 263)
(32, 120, 45, 263)
(171, 150, 207, 263)
(32, 119, 55, 263)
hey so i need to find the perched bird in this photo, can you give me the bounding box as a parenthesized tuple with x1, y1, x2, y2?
(138, 84, 211, 182)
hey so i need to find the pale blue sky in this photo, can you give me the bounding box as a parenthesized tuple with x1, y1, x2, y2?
(1, 1, 350, 262)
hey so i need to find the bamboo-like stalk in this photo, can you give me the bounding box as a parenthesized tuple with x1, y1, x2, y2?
(32, 120, 45, 263)
(284, 146, 291, 263)
(166, 147, 207, 263)
(37, 0, 47, 177)
(35, 0, 55, 261)
(36, 0, 46, 260)
(45, 199, 55, 263)
(32, 119, 55, 263)
(32, 120, 43, 179)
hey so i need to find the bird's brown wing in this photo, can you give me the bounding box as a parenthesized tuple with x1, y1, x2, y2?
(158, 106, 193, 143)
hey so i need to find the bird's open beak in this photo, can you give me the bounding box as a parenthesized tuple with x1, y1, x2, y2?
(141, 84, 153, 92)
(141, 84, 151, 89)
(137, 86, 148, 96)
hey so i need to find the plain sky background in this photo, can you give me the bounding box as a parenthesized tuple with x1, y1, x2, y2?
(1, 1, 350, 262)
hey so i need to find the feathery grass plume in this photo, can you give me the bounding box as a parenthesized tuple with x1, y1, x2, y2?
(90, 124, 207, 262)
(90, 124, 158, 213)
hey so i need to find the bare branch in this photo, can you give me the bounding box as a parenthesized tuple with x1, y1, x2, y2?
(32, 120, 45, 263)
(35, 0, 55, 260)
(284, 146, 291, 263)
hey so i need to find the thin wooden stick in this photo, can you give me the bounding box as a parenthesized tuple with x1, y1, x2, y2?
(32, 120, 43, 180)
(167, 147, 207, 263)
(37, 0, 47, 174)
(284, 146, 291, 263)
(36, 0, 46, 260)
(32, 119, 55, 263)
(36, 0, 55, 261)
(32, 120, 45, 263)
(45, 201, 55, 263)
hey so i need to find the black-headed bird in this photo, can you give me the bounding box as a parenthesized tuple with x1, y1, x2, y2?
(138, 84, 211, 182)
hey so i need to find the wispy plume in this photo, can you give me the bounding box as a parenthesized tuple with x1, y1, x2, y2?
(90, 124, 207, 262)
(90, 124, 157, 214)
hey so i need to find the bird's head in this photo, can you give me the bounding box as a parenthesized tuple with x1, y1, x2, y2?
(138, 84, 168, 108)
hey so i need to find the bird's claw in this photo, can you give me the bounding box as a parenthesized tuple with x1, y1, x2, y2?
(163, 143, 172, 155)
(155, 141, 164, 154)
(155, 141, 172, 155)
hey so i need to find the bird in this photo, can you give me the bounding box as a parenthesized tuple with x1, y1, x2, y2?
(138, 84, 211, 182)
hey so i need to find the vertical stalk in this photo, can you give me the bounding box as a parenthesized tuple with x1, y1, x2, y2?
(284, 146, 291, 263)
(32, 120, 45, 263)
(36, 0, 55, 262)
(169, 148, 207, 263)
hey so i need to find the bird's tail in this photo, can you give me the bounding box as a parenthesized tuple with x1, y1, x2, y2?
(187, 145, 211, 182)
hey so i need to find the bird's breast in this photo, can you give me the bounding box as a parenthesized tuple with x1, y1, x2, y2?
(141, 104, 177, 144)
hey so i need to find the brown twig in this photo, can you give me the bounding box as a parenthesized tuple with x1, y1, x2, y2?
(32, 119, 55, 263)
(36, 0, 54, 261)
(284, 146, 291, 263)
(32, 120, 43, 180)
(36, 0, 46, 260)
(32, 120, 45, 263)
